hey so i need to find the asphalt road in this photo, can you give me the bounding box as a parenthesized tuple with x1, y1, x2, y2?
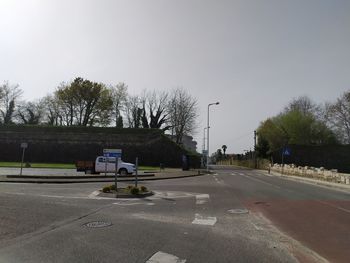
(0, 166, 349, 263)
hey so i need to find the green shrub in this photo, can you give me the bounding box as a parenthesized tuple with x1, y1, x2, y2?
(130, 187, 139, 195)
(109, 184, 116, 191)
(126, 185, 133, 190)
(140, 186, 148, 192)
(102, 186, 111, 193)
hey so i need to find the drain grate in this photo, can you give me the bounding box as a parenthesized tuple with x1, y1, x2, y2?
(83, 221, 112, 228)
(228, 209, 249, 214)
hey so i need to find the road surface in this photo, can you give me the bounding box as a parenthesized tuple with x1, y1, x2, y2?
(0, 166, 349, 262)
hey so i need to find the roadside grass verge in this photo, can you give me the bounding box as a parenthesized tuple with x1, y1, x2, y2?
(0, 162, 161, 171)
(0, 162, 75, 169)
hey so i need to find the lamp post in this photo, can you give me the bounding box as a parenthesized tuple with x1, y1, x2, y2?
(207, 102, 220, 171)
(203, 127, 208, 152)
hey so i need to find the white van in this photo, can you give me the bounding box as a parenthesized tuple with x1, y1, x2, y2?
(95, 156, 136, 175)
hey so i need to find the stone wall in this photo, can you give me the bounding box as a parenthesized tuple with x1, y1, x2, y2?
(271, 163, 350, 185)
(271, 144, 350, 173)
(0, 126, 200, 168)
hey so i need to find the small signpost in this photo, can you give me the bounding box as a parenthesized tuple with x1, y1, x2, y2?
(281, 147, 291, 175)
(135, 157, 138, 187)
(20, 143, 28, 176)
(103, 149, 122, 197)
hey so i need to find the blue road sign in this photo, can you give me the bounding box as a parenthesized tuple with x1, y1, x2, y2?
(283, 147, 291, 156)
(103, 149, 122, 158)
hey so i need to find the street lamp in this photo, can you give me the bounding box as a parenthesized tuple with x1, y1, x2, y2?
(203, 127, 208, 152)
(207, 102, 220, 171)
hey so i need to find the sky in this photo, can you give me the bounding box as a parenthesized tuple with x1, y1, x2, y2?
(1, 0, 350, 154)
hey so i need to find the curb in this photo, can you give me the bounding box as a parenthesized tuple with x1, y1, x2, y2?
(5, 174, 155, 179)
(260, 170, 350, 193)
(0, 173, 208, 184)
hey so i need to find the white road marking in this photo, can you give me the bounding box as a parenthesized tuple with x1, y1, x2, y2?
(239, 173, 245, 176)
(39, 194, 65, 198)
(195, 194, 209, 205)
(113, 202, 155, 206)
(231, 173, 236, 176)
(88, 191, 117, 200)
(146, 251, 186, 263)
(251, 222, 263, 230)
(192, 213, 217, 226)
(240, 174, 282, 189)
(316, 200, 350, 214)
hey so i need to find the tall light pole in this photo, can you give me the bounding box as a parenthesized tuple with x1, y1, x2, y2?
(207, 102, 220, 171)
(203, 127, 208, 152)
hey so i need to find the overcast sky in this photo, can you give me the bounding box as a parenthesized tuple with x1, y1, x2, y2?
(1, 0, 349, 154)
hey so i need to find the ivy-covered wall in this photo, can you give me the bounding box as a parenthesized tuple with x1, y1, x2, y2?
(0, 126, 200, 168)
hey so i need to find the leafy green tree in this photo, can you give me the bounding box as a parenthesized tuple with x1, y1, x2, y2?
(55, 77, 113, 126)
(216, 149, 223, 161)
(257, 109, 337, 153)
(256, 136, 270, 158)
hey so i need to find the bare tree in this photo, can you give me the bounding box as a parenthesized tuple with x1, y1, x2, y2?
(168, 88, 198, 144)
(0, 81, 23, 124)
(110, 82, 128, 128)
(284, 96, 318, 116)
(125, 95, 142, 128)
(41, 95, 63, 126)
(325, 91, 350, 144)
(16, 100, 46, 125)
(140, 90, 170, 130)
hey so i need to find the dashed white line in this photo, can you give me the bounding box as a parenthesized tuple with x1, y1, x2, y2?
(240, 174, 281, 189)
(316, 200, 350, 214)
(146, 251, 186, 263)
(195, 194, 209, 205)
(192, 213, 217, 226)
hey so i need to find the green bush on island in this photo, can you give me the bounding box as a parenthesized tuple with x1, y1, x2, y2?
(102, 186, 111, 193)
(130, 187, 140, 195)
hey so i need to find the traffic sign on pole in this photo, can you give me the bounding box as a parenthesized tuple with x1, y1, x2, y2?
(103, 149, 122, 198)
(103, 149, 122, 158)
(283, 147, 291, 156)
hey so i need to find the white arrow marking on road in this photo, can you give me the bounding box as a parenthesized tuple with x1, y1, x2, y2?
(195, 194, 209, 205)
(113, 202, 155, 206)
(146, 251, 186, 263)
(192, 213, 217, 226)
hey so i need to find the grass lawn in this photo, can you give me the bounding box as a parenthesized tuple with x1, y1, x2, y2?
(0, 162, 161, 170)
(0, 162, 75, 169)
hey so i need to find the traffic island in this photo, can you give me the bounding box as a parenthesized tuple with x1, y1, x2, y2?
(98, 184, 154, 198)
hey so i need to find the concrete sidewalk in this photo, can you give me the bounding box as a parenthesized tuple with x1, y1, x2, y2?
(0, 169, 206, 184)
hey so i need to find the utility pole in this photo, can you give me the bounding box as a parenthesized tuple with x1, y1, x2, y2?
(254, 130, 257, 169)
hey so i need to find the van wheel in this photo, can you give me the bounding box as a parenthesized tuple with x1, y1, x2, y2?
(119, 168, 128, 176)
